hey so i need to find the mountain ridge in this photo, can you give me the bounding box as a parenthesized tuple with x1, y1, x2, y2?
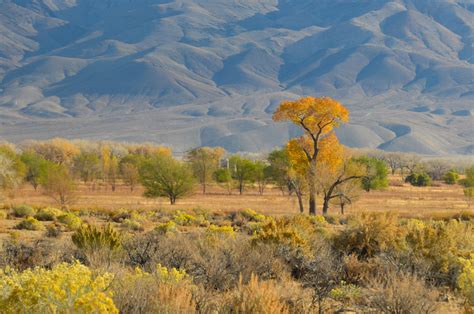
(0, 0, 473, 154)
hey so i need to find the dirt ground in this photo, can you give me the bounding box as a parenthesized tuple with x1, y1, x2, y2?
(4, 175, 471, 218)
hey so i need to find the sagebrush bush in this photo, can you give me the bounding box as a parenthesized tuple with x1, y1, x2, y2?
(0, 262, 117, 313)
(361, 272, 438, 313)
(121, 218, 143, 231)
(15, 217, 43, 231)
(45, 222, 63, 238)
(113, 264, 195, 313)
(12, 205, 35, 217)
(333, 213, 405, 258)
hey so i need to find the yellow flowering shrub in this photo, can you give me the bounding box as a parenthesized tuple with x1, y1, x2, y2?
(0, 262, 117, 313)
(57, 213, 82, 230)
(458, 254, 474, 305)
(34, 207, 63, 221)
(155, 220, 177, 234)
(207, 225, 235, 239)
(156, 264, 189, 283)
(241, 208, 266, 222)
(15, 217, 43, 231)
(252, 218, 307, 249)
(173, 212, 198, 226)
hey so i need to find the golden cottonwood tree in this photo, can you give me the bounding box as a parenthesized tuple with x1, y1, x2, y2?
(273, 96, 349, 215)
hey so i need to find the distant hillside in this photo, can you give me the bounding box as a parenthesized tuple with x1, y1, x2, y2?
(0, 0, 473, 154)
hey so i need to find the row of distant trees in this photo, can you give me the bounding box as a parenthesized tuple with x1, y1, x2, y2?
(0, 98, 473, 214)
(0, 137, 471, 212)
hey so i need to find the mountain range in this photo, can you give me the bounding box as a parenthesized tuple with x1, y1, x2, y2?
(0, 0, 473, 154)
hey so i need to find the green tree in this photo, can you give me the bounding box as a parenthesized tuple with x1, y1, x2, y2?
(266, 149, 291, 194)
(73, 152, 101, 186)
(460, 166, 474, 187)
(442, 170, 459, 185)
(213, 168, 233, 194)
(139, 155, 195, 204)
(254, 160, 270, 195)
(267, 148, 306, 213)
(229, 156, 256, 195)
(120, 162, 140, 192)
(464, 187, 474, 209)
(40, 164, 77, 208)
(21, 151, 49, 191)
(356, 157, 389, 191)
(186, 147, 225, 194)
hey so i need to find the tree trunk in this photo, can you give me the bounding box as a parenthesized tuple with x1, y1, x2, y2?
(340, 203, 345, 215)
(296, 191, 304, 213)
(239, 180, 243, 195)
(322, 196, 330, 215)
(170, 196, 176, 205)
(309, 192, 316, 215)
(202, 178, 206, 194)
(308, 163, 317, 215)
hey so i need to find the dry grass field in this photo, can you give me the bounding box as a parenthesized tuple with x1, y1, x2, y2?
(5, 175, 471, 218)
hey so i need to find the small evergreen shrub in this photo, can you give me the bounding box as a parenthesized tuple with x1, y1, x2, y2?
(72, 224, 122, 252)
(405, 173, 431, 186)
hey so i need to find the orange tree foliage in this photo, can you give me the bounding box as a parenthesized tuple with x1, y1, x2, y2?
(273, 96, 349, 215)
(273, 96, 349, 144)
(287, 133, 344, 176)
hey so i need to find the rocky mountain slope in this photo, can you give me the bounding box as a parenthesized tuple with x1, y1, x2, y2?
(0, 0, 473, 154)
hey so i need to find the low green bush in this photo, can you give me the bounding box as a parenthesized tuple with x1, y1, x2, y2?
(12, 205, 35, 218)
(405, 173, 431, 186)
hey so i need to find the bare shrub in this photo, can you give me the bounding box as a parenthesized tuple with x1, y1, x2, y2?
(0, 239, 73, 270)
(112, 266, 196, 313)
(222, 274, 290, 314)
(361, 272, 439, 313)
